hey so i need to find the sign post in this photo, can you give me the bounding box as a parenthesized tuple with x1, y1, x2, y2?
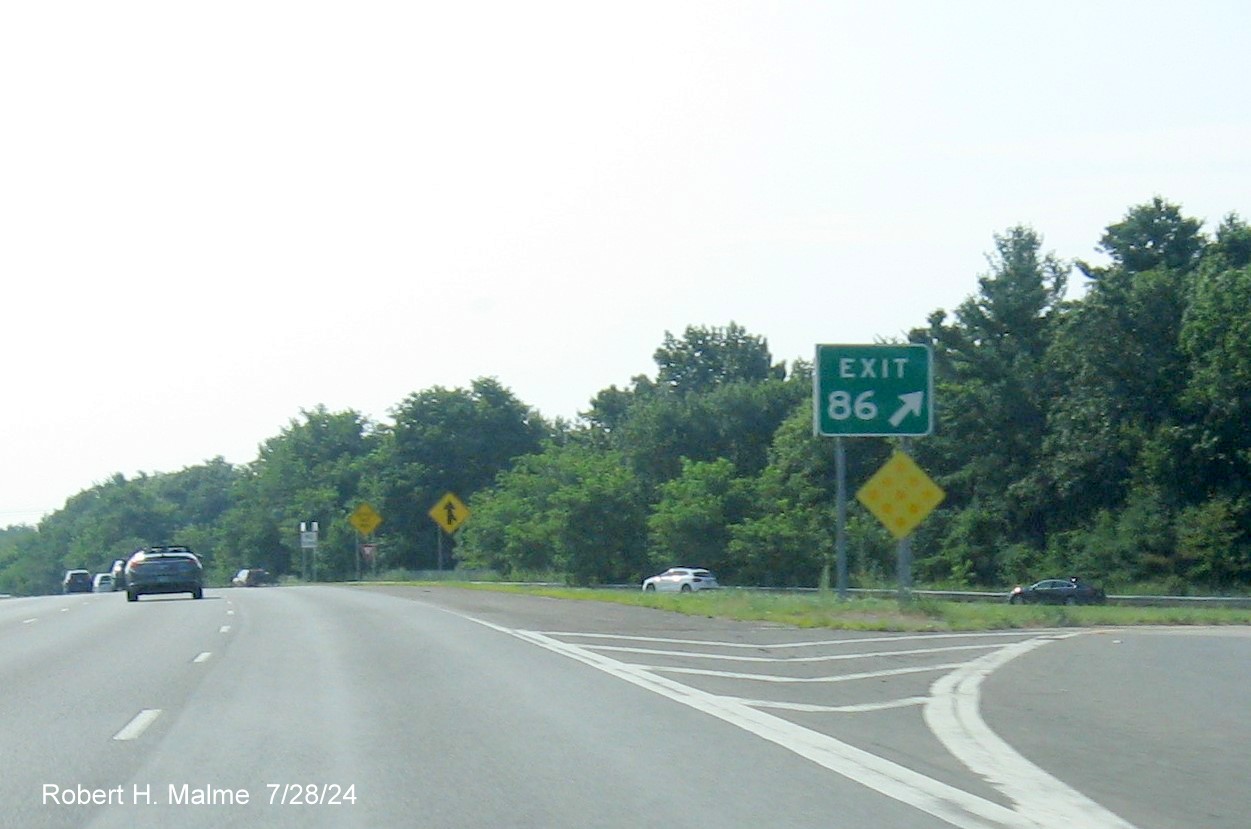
(428, 492, 470, 571)
(299, 521, 319, 582)
(855, 444, 946, 598)
(814, 344, 940, 599)
(349, 504, 383, 581)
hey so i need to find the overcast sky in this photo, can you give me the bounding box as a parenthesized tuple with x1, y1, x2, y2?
(2, 1, 1248, 528)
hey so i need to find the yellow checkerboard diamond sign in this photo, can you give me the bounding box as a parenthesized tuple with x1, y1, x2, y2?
(856, 451, 945, 539)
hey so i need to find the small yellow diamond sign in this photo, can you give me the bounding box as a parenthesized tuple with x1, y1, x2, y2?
(349, 503, 382, 536)
(429, 492, 470, 534)
(856, 451, 945, 539)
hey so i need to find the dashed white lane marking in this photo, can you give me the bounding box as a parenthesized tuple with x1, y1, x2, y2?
(60, 608, 69, 612)
(219, 625, 231, 633)
(193, 652, 212, 663)
(587, 641, 1001, 663)
(926, 635, 1139, 829)
(113, 709, 162, 741)
(651, 662, 969, 683)
(22, 618, 37, 624)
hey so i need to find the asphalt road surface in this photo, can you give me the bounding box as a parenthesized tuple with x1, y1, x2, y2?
(2, 586, 1247, 829)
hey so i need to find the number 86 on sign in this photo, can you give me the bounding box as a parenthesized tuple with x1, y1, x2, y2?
(813, 344, 934, 437)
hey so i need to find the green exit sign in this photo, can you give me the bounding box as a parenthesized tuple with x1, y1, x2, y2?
(813, 344, 933, 437)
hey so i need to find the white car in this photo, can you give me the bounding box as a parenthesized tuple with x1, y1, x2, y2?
(92, 573, 114, 592)
(642, 567, 719, 593)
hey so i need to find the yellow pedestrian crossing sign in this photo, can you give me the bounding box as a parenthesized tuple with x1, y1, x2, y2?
(429, 492, 469, 534)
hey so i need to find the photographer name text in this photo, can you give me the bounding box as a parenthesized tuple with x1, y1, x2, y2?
(43, 783, 357, 806)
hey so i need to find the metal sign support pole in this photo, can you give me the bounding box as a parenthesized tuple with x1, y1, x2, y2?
(836, 437, 848, 600)
(898, 438, 913, 601)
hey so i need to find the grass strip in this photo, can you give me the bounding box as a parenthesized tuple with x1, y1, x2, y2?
(362, 581, 1251, 632)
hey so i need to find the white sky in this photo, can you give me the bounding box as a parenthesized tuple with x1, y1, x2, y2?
(2, 1, 1248, 527)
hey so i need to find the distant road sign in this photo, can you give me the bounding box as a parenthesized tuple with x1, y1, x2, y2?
(429, 492, 469, 534)
(814, 344, 933, 437)
(856, 451, 946, 539)
(349, 503, 382, 536)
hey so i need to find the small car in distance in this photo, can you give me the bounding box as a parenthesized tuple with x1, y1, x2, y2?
(1008, 578, 1106, 605)
(125, 546, 204, 602)
(92, 573, 114, 592)
(642, 567, 720, 593)
(232, 568, 274, 587)
(62, 569, 92, 594)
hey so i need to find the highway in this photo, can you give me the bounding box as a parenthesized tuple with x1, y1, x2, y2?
(2, 586, 1248, 829)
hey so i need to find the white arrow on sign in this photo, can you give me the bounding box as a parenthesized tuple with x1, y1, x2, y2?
(889, 392, 925, 427)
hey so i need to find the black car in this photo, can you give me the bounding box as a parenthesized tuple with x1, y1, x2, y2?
(232, 568, 274, 587)
(125, 546, 204, 602)
(1008, 578, 1106, 605)
(62, 569, 92, 594)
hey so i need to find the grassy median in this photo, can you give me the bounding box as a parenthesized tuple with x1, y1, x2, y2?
(389, 582, 1251, 632)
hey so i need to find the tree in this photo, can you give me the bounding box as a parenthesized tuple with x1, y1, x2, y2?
(1040, 200, 1205, 533)
(647, 459, 755, 579)
(242, 406, 379, 577)
(457, 445, 648, 584)
(1086, 196, 1204, 276)
(914, 225, 1069, 552)
(653, 322, 783, 396)
(1181, 245, 1251, 491)
(378, 378, 550, 570)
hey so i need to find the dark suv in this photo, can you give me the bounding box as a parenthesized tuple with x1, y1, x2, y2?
(62, 569, 93, 594)
(125, 546, 204, 602)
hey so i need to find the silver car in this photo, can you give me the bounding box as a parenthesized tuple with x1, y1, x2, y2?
(642, 567, 719, 593)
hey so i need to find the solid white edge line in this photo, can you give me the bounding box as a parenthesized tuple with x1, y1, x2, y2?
(741, 695, 929, 714)
(113, 709, 162, 741)
(512, 628, 1035, 829)
(925, 635, 1141, 829)
(532, 629, 1058, 649)
(433, 607, 1032, 829)
(650, 661, 969, 683)
(587, 641, 1001, 663)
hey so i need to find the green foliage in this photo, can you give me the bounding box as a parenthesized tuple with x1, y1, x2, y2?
(653, 322, 783, 395)
(456, 445, 648, 585)
(6, 203, 1251, 596)
(1088, 196, 1205, 275)
(376, 378, 550, 570)
(1174, 496, 1251, 588)
(647, 458, 754, 578)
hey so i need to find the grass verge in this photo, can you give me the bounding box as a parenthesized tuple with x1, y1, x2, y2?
(374, 582, 1251, 632)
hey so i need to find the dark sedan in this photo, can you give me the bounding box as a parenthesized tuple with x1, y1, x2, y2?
(1008, 578, 1106, 605)
(125, 546, 204, 602)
